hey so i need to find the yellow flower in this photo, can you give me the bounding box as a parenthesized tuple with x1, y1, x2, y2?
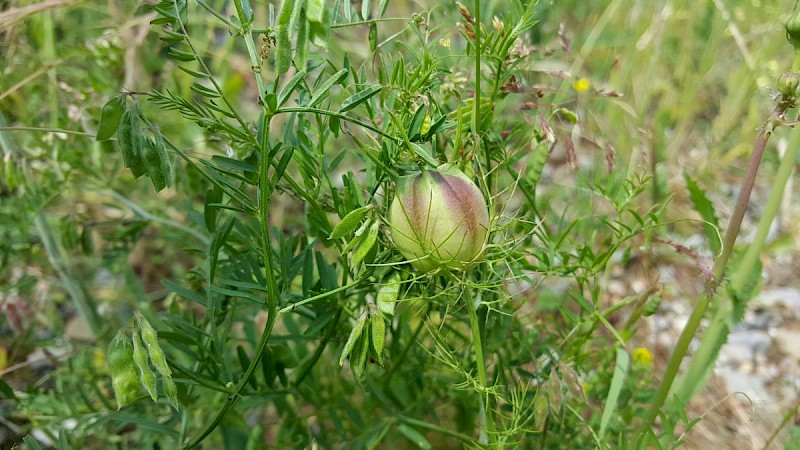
(573, 78, 591, 93)
(632, 347, 653, 366)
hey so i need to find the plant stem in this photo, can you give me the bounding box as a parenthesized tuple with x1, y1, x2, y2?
(183, 4, 283, 444)
(473, 0, 481, 146)
(640, 103, 788, 432)
(672, 107, 800, 405)
(464, 286, 496, 445)
(234, 0, 268, 104)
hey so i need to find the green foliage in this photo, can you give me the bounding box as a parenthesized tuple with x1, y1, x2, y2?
(3, 0, 799, 449)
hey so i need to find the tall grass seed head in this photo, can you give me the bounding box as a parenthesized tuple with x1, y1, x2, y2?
(389, 163, 489, 272)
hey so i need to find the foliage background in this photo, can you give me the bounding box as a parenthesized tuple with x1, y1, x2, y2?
(2, 0, 800, 449)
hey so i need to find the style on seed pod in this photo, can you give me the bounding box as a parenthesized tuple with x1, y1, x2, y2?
(389, 163, 489, 272)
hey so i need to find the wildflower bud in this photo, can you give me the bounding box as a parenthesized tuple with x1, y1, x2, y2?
(778, 72, 800, 97)
(785, 5, 800, 49)
(389, 164, 489, 272)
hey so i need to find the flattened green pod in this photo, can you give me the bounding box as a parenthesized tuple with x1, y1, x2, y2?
(141, 137, 168, 192)
(163, 375, 179, 410)
(370, 310, 385, 365)
(275, 0, 296, 74)
(117, 109, 146, 179)
(107, 330, 141, 409)
(134, 311, 171, 377)
(132, 330, 158, 402)
(96, 95, 126, 141)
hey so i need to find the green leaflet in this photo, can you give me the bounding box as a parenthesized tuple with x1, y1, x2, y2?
(329, 205, 371, 240)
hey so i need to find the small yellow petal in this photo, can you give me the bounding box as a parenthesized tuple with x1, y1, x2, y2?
(573, 78, 591, 92)
(632, 347, 653, 365)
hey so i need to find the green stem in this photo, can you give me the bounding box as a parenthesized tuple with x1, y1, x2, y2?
(473, 0, 483, 162)
(671, 106, 800, 405)
(732, 124, 799, 291)
(183, 4, 282, 437)
(234, 0, 268, 104)
(640, 103, 787, 431)
(277, 278, 365, 314)
(464, 286, 496, 445)
(0, 126, 95, 137)
(183, 114, 279, 450)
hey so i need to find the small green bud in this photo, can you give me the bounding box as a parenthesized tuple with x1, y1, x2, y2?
(389, 163, 490, 272)
(778, 72, 800, 97)
(785, 3, 800, 48)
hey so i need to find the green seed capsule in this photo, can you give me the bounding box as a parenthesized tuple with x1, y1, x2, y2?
(107, 330, 141, 409)
(389, 163, 490, 272)
(132, 330, 158, 402)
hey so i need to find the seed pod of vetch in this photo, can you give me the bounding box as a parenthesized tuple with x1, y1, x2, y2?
(107, 330, 141, 409)
(132, 329, 158, 402)
(389, 163, 490, 272)
(134, 311, 171, 377)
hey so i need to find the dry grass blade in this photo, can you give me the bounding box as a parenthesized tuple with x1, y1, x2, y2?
(0, 0, 86, 32)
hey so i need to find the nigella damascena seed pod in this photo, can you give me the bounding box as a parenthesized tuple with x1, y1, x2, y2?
(389, 164, 489, 272)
